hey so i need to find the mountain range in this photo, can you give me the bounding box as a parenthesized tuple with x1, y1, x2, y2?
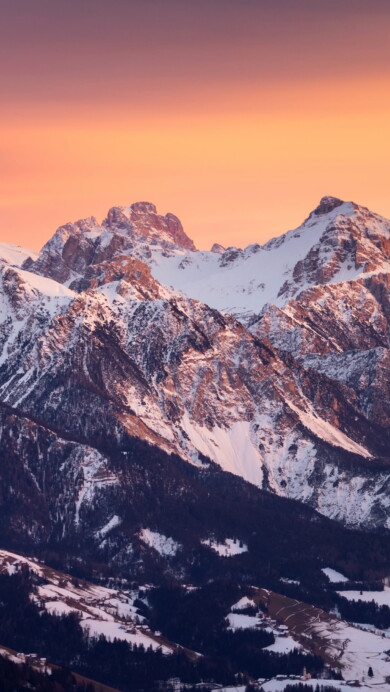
(2, 194, 390, 689)
(0, 195, 390, 575)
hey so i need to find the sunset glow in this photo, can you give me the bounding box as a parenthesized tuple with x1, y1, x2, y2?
(1, 0, 390, 251)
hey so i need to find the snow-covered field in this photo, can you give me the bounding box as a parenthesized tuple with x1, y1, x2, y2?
(227, 597, 301, 655)
(2, 550, 390, 689)
(261, 681, 381, 692)
(201, 537, 248, 557)
(227, 612, 261, 630)
(337, 586, 390, 608)
(256, 587, 390, 689)
(219, 684, 382, 692)
(231, 596, 257, 611)
(0, 549, 170, 653)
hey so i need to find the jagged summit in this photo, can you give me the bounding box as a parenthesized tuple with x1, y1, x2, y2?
(313, 196, 345, 216)
(210, 242, 226, 254)
(102, 201, 195, 251)
(47, 202, 195, 251)
(130, 201, 158, 214)
(12, 195, 390, 322)
(22, 201, 196, 284)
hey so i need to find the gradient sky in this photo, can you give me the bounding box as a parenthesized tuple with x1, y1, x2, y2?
(1, 0, 390, 251)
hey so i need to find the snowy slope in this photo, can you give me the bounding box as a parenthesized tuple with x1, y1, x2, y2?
(150, 201, 354, 317)
(0, 242, 37, 267)
(147, 197, 390, 322)
(0, 549, 171, 652)
(257, 587, 390, 688)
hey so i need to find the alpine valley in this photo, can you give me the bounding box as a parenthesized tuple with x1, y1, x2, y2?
(1, 196, 390, 691)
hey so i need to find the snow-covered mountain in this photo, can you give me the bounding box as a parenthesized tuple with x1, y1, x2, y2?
(150, 195, 390, 323)
(0, 195, 390, 553)
(24, 196, 390, 324)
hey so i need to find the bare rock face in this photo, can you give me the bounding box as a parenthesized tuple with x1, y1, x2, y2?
(211, 243, 226, 254)
(25, 202, 195, 285)
(103, 202, 195, 250)
(313, 196, 344, 215)
(255, 272, 390, 358)
(24, 216, 106, 284)
(69, 255, 164, 301)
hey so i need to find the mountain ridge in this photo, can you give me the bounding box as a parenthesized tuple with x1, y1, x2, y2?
(0, 195, 390, 551)
(24, 193, 389, 327)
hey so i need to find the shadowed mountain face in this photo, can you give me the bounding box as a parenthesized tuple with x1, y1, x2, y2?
(0, 196, 390, 572)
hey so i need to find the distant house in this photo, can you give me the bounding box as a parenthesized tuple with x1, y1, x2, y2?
(301, 667, 311, 681)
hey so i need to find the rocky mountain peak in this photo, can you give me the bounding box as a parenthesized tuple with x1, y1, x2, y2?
(130, 201, 157, 214)
(22, 201, 196, 285)
(313, 196, 345, 216)
(103, 202, 196, 251)
(211, 243, 226, 254)
(58, 216, 100, 234)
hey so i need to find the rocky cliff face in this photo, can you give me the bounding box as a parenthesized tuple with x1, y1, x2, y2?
(0, 197, 390, 559)
(24, 202, 195, 286)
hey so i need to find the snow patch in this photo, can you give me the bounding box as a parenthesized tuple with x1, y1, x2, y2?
(286, 400, 372, 458)
(201, 538, 248, 557)
(74, 450, 119, 526)
(231, 596, 256, 611)
(95, 515, 122, 539)
(226, 612, 259, 629)
(337, 587, 390, 609)
(139, 529, 181, 557)
(322, 567, 349, 583)
(181, 414, 263, 486)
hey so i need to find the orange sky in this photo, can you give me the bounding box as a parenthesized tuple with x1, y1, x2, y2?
(1, 0, 390, 251)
